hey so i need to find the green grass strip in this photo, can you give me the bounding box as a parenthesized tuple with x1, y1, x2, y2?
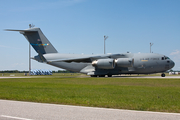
(0, 77, 180, 113)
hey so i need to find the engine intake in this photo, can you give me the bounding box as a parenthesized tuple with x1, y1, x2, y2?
(115, 58, 134, 67)
(92, 59, 115, 69)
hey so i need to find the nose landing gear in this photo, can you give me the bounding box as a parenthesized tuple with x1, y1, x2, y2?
(161, 73, 165, 77)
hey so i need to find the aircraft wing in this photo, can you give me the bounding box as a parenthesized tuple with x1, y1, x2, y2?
(48, 54, 123, 63)
(5, 29, 37, 33)
(51, 57, 92, 63)
(49, 56, 100, 63)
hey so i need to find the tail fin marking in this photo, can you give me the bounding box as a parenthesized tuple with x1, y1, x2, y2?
(6, 28, 58, 54)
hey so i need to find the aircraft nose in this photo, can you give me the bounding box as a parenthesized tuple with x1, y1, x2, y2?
(170, 60, 175, 69)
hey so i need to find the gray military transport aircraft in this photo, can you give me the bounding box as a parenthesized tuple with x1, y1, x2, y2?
(6, 27, 175, 77)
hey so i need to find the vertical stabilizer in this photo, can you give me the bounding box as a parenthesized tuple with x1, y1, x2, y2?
(6, 28, 58, 54)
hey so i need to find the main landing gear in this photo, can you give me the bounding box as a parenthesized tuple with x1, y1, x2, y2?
(90, 75, 97, 77)
(90, 75, 112, 77)
(161, 73, 165, 77)
(108, 75, 112, 77)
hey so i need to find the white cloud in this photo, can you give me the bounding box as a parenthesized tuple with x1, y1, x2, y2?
(11, 63, 26, 70)
(170, 50, 180, 70)
(170, 50, 180, 55)
(0, 45, 21, 49)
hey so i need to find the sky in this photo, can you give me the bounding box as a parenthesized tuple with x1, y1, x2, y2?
(0, 0, 180, 71)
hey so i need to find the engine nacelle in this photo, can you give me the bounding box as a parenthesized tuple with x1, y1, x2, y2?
(92, 59, 115, 69)
(115, 58, 134, 67)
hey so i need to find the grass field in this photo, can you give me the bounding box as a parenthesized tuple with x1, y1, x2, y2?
(0, 75, 180, 113)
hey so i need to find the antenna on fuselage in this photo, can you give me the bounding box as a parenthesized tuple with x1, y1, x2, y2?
(104, 35, 108, 54)
(29, 24, 35, 28)
(150, 43, 154, 53)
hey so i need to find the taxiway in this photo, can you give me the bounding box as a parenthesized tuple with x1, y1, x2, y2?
(0, 100, 180, 120)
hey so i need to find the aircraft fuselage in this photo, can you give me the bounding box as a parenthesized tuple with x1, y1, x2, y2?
(33, 52, 175, 76)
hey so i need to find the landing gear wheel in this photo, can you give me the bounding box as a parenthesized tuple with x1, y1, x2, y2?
(161, 73, 165, 77)
(99, 75, 105, 77)
(108, 75, 112, 77)
(91, 75, 97, 77)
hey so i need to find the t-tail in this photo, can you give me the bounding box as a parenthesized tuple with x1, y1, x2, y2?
(5, 28, 58, 54)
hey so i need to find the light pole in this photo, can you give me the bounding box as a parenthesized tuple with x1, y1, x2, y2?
(104, 35, 108, 54)
(150, 43, 153, 53)
(28, 24, 35, 75)
(29, 24, 31, 75)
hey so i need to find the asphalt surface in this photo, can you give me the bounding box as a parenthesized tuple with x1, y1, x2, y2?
(113, 75, 180, 78)
(1, 75, 180, 79)
(1, 100, 180, 120)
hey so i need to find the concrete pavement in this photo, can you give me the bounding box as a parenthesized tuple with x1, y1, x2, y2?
(1, 100, 180, 120)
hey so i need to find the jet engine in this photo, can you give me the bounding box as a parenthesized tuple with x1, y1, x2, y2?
(92, 59, 115, 69)
(115, 58, 134, 67)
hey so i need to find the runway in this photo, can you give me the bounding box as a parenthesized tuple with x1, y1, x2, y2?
(113, 75, 180, 78)
(0, 100, 180, 120)
(0, 75, 180, 79)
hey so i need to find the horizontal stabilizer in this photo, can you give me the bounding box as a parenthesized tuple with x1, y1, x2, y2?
(5, 29, 37, 32)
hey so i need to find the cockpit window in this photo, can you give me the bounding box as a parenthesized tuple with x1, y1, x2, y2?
(165, 57, 170, 59)
(162, 56, 170, 60)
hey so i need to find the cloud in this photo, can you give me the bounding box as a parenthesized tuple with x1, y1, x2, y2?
(170, 50, 180, 64)
(0, 45, 21, 49)
(170, 50, 180, 55)
(169, 50, 180, 70)
(12, 63, 25, 69)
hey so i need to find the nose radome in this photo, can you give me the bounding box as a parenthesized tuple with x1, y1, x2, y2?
(171, 60, 175, 68)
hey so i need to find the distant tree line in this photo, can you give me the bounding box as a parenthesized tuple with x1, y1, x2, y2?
(0, 70, 76, 73)
(0, 70, 28, 73)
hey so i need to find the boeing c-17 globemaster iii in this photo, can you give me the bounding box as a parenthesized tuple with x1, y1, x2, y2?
(6, 27, 175, 77)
